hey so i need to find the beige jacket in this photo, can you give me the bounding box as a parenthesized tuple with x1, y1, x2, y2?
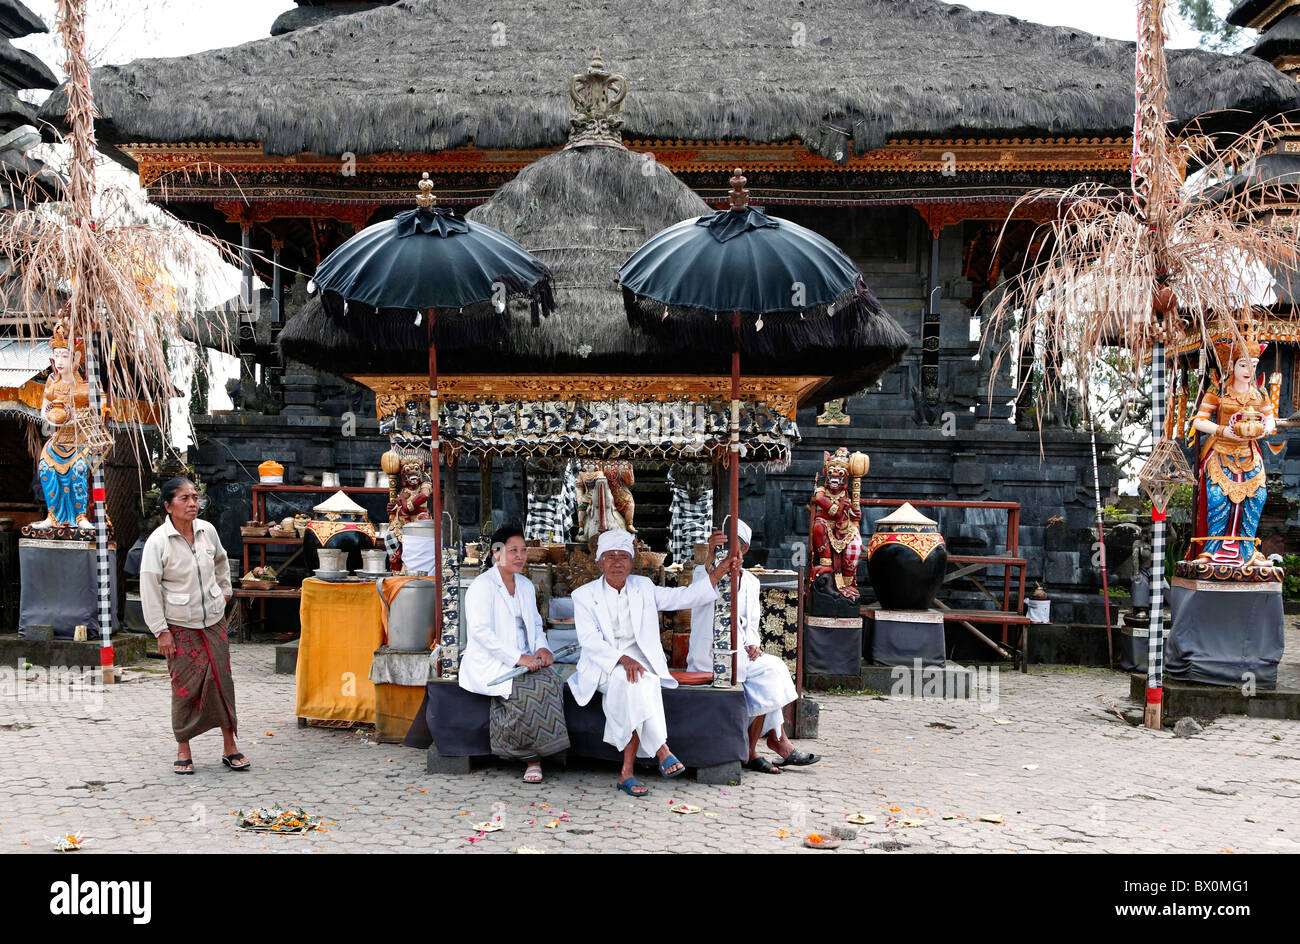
(139, 517, 232, 636)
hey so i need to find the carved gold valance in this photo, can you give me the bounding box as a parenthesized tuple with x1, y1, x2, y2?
(351, 374, 827, 420)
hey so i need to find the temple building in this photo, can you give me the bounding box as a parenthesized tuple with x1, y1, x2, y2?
(37, 0, 1300, 629)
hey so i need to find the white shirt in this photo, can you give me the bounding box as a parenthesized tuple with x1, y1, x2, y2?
(506, 589, 529, 651)
(603, 579, 651, 666)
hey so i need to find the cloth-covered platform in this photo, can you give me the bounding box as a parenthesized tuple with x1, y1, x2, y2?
(403, 677, 749, 781)
(1166, 577, 1284, 688)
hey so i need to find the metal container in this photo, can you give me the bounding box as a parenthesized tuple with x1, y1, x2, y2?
(316, 548, 347, 572)
(360, 549, 388, 572)
(377, 576, 439, 651)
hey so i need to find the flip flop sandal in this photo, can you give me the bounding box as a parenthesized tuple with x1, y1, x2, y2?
(743, 756, 782, 774)
(777, 749, 820, 767)
(616, 777, 649, 798)
(658, 753, 685, 778)
(221, 753, 252, 771)
(173, 759, 194, 775)
(523, 764, 544, 783)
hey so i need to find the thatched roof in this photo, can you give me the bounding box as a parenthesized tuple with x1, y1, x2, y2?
(1255, 16, 1300, 61)
(0, 36, 55, 91)
(0, 1, 45, 42)
(278, 145, 910, 401)
(41, 0, 1300, 160)
(1229, 0, 1278, 28)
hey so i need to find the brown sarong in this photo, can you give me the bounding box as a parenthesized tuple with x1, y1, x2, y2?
(166, 621, 237, 743)
(489, 666, 570, 762)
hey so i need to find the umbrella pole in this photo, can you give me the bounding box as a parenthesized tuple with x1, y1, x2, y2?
(428, 308, 444, 650)
(729, 310, 740, 686)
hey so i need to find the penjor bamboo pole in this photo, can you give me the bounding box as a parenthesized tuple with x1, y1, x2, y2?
(60, 0, 114, 682)
(1144, 340, 1167, 729)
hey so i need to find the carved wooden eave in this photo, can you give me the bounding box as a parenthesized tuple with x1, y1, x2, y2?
(349, 374, 830, 421)
(122, 136, 1134, 205)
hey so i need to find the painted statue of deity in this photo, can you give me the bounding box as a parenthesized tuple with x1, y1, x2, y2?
(577, 461, 635, 536)
(29, 322, 97, 533)
(387, 459, 433, 527)
(810, 447, 869, 600)
(1182, 321, 1279, 579)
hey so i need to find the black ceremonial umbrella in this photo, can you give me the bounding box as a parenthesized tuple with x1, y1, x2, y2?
(311, 173, 555, 644)
(619, 168, 884, 681)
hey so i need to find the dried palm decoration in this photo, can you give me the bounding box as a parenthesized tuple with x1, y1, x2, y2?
(982, 0, 1299, 729)
(0, 0, 238, 453)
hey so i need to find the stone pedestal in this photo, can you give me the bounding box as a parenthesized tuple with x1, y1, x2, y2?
(1118, 613, 1168, 674)
(864, 606, 945, 667)
(803, 614, 862, 678)
(1166, 577, 1284, 688)
(18, 539, 117, 639)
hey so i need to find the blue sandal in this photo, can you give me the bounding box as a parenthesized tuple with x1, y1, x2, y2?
(658, 753, 685, 778)
(617, 777, 649, 798)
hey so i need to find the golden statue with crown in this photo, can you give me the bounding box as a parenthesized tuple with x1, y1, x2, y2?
(1177, 317, 1281, 581)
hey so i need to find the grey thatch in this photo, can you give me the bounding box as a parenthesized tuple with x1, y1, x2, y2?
(0, 36, 55, 91)
(41, 0, 1300, 159)
(271, 2, 392, 37)
(1254, 16, 1300, 60)
(278, 145, 910, 401)
(1228, 0, 1274, 27)
(0, 0, 45, 41)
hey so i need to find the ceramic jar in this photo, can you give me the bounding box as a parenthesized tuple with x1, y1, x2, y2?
(866, 502, 947, 611)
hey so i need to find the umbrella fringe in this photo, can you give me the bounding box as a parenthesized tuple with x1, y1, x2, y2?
(622, 280, 886, 357)
(320, 274, 555, 348)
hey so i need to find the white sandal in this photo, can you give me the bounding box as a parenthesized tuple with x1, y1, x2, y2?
(523, 763, 543, 783)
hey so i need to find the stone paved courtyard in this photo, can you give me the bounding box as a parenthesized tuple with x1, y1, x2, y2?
(2, 639, 1298, 854)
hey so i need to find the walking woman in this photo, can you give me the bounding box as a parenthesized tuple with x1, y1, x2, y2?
(459, 525, 570, 782)
(140, 477, 248, 774)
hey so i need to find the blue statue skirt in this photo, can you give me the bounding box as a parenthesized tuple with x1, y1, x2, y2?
(1200, 449, 1265, 565)
(38, 439, 90, 527)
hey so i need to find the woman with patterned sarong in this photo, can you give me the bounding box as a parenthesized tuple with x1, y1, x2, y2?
(139, 478, 247, 774)
(1188, 326, 1276, 570)
(459, 526, 569, 782)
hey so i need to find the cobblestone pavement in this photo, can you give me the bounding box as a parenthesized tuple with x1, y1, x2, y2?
(2, 638, 1298, 854)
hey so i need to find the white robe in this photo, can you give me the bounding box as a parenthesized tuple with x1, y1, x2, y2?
(458, 567, 548, 699)
(687, 566, 796, 736)
(570, 574, 718, 755)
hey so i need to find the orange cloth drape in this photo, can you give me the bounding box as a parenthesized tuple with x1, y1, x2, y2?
(295, 578, 384, 723)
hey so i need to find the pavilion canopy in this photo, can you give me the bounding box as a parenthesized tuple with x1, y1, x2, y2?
(42, 0, 1300, 160)
(279, 145, 912, 403)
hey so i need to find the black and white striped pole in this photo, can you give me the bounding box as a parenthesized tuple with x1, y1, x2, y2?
(83, 336, 114, 685)
(1144, 340, 1167, 728)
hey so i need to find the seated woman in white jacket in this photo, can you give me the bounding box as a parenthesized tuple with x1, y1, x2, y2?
(459, 525, 570, 782)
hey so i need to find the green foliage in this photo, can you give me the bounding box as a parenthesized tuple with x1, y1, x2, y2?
(1281, 555, 1300, 600)
(1177, 0, 1246, 53)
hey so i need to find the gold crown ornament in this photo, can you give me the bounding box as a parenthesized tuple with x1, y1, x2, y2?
(1213, 318, 1266, 373)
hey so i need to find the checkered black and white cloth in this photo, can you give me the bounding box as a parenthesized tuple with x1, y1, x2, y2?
(1147, 341, 1166, 693)
(525, 460, 577, 543)
(668, 468, 712, 566)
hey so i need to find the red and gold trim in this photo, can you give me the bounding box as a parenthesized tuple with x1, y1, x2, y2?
(866, 531, 945, 563)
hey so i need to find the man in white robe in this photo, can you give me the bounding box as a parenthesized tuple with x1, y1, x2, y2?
(688, 521, 820, 774)
(570, 528, 739, 797)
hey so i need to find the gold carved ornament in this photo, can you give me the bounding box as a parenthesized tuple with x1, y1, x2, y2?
(866, 531, 945, 563)
(1205, 452, 1266, 506)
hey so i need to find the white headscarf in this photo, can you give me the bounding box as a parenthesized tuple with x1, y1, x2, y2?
(735, 519, 752, 548)
(596, 528, 635, 560)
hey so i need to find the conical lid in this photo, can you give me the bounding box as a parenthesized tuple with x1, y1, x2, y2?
(876, 502, 937, 527)
(313, 490, 367, 514)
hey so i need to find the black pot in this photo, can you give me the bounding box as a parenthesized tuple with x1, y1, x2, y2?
(866, 503, 947, 611)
